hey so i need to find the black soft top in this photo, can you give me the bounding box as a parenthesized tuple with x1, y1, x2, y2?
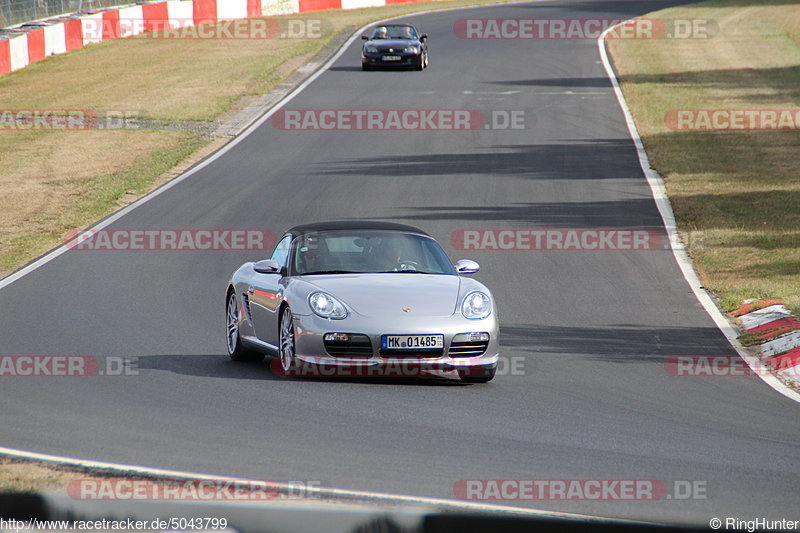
(286, 220, 429, 237)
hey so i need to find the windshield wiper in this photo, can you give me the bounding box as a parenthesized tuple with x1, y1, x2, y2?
(301, 269, 437, 275)
(376, 270, 435, 274)
(300, 270, 359, 275)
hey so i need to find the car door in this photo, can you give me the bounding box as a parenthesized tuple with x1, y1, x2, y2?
(248, 234, 291, 347)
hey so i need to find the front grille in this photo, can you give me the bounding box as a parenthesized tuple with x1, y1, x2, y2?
(324, 334, 373, 357)
(449, 339, 489, 357)
(379, 348, 444, 358)
(373, 58, 413, 65)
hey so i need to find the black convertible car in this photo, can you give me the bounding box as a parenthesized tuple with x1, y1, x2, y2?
(361, 23, 428, 71)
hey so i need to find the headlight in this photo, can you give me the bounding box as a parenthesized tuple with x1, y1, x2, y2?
(461, 291, 492, 319)
(309, 292, 348, 319)
(403, 46, 420, 54)
(365, 46, 378, 53)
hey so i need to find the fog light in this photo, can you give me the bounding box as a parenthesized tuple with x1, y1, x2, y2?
(324, 333, 350, 342)
(453, 332, 490, 342)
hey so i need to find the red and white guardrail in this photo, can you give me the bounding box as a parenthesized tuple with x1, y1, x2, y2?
(0, 0, 428, 76)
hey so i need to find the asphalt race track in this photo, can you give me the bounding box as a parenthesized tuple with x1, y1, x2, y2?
(1, 0, 798, 525)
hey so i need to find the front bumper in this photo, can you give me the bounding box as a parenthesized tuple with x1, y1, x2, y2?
(362, 52, 422, 68)
(291, 312, 499, 370)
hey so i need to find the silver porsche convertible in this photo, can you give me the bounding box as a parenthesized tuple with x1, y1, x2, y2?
(225, 221, 498, 382)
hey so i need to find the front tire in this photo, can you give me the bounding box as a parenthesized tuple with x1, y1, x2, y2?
(227, 291, 264, 362)
(279, 306, 297, 374)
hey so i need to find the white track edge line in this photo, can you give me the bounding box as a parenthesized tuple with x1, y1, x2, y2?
(597, 22, 800, 404)
(0, 445, 632, 523)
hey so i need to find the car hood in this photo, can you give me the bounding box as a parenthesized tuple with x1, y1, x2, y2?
(303, 274, 461, 318)
(364, 39, 420, 48)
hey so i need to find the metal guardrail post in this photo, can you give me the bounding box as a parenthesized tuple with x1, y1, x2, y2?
(1, 0, 132, 28)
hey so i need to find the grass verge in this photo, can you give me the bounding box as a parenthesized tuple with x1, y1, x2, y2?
(606, 0, 800, 314)
(0, 458, 70, 493)
(0, 457, 300, 500)
(0, 130, 206, 276)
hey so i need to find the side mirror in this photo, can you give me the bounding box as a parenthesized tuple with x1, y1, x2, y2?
(454, 259, 480, 274)
(253, 259, 281, 274)
(362, 35, 369, 40)
(420, 34, 428, 41)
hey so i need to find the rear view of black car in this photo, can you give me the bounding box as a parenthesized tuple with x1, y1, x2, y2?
(362, 23, 428, 71)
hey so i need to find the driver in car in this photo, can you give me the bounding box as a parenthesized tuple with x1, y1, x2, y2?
(377, 239, 412, 271)
(298, 237, 325, 272)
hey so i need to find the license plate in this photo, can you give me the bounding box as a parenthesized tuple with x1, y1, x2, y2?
(382, 55, 401, 61)
(382, 334, 444, 350)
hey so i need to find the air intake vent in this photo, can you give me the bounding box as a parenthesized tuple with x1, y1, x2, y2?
(449, 332, 490, 357)
(324, 334, 373, 357)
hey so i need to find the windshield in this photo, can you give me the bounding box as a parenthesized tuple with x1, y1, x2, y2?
(291, 230, 455, 275)
(369, 25, 418, 40)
